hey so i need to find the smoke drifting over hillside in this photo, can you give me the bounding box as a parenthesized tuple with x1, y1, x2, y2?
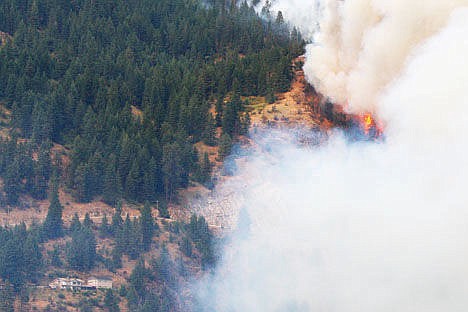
(195, 3, 468, 312)
(305, 0, 468, 115)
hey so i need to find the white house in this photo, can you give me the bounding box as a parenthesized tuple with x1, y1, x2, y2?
(49, 278, 85, 290)
(87, 277, 113, 289)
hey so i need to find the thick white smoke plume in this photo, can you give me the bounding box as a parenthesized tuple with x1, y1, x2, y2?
(194, 3, 468, 312)
(305, 0, 468, 114)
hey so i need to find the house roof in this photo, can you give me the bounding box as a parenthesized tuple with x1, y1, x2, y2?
(88, 276, 113, 281)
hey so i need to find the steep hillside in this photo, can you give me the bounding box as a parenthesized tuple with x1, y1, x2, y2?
(0, 0, 307, 311)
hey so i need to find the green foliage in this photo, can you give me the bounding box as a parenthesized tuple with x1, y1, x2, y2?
(129, 258, 150, 298)
(0, 138, 52, 204)
(0, 0, 304, 204)
(0, 225, 42, 290)
(157, 200, 170, 219)
(218, 133, 233, 159)
(140, 202, 155, 251)
(83, 212, 93, 229)
(70, 213, 81, 234)
(0, 283, 15, 312)
(196, 152, 213, 184)
(152, 246, 176, 288)
(110, 204, 123, 237)
(43, 188, 63, 239)
(66, 227, 96, 271)
(49, 244, 62, 267)
(99, 213, 111, 238)
(104, 289, 120, 312)
(115, 214, 142, 260)
(188, 214, 215, 270)
(109, 247, 122, 272)
(180, 236, 193, 258)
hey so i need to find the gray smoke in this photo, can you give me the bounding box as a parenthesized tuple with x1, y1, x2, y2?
(194, 4, 468, 312)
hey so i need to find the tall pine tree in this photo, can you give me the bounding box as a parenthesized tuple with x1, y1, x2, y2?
(43, 188, 63, 239)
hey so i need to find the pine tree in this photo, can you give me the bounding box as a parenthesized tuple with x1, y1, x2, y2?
(99, 214, 110, 237)
(102, 155, 122, 206)
(180, 236, 192, 257)
(66, 227, 96, 271)
(70, 213, 81, 234)
(104, 289, 120, 312)
(215, 96, 224, 127)
(43, 188, 63, 239)
(129, 258, 148, 297)
(162, 142, 183, 201)
(153, 246, 174, 287)
(83, 212, 93, 229)
(0, 283, 15, 312)
(49, 244, 62, 267)
(110, 246, 122, 271)
(126, 286, 139, 311)
(22, 234, 42, 281)
(198, 152, 212, 183)
(218, 133, 232, 159)
(125, 160, 141, 202)
(140, 202, 154, 251)
(202, 113, 217, 146)
(31, 97, 52, 144)
(158, 201, 170, 219)
(111, 202, 123, 237)
(32, 145, 50, 200)
(3, 158, 21, 205)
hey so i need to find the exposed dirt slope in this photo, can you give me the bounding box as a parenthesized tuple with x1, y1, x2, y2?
(248, 56, 326, 129)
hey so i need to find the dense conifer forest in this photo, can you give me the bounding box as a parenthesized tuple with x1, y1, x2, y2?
(0, 0, 304, 205)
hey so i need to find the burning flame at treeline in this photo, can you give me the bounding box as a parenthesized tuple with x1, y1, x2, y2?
(320, 98, 384, 140)
(359, 112, 383, 137)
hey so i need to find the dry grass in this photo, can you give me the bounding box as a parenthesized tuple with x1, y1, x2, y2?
(248, 56, 328, 131)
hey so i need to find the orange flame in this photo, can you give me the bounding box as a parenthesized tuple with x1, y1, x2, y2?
(359, 112, 383, 138)
(363, 113, 373, 134)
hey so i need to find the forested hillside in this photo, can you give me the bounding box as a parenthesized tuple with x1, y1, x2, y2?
(0, 0, 304, 206)
(0, 0, 305, 310)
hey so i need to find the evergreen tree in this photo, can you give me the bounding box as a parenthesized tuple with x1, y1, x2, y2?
(3, 159, 21, 205)
(104, 289, 120, 312)
(140, 202, 154, 251)
(126, 286, 139, 311)
(83, 212, 93, 229)
(0, 283, 15, 312)
(102, 155, 122, 206)
(99, 213, 110, 237)
(125, 160, 141, 202)
(180, 236, 192, 257)
(22, 234, 42, 282)
(43, 188, 63, 239)
(158, 202, 170, 219)
(152, 246, 175, 288)
(218, 133, 232, 159)
(110, 203, 123, 237)
(202, 113, 217, 146)
(32, 145, 51, 200)
(70, 213, 82, 234)
(66, 227, 97, 271)
(129, 258, 148, 297)
(49, 244, 62, 267)
(110, 246, 122, 271)
(215, 97, 224, 127)
(197, 152, 213, 184)
(162, 142, 183, 201)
